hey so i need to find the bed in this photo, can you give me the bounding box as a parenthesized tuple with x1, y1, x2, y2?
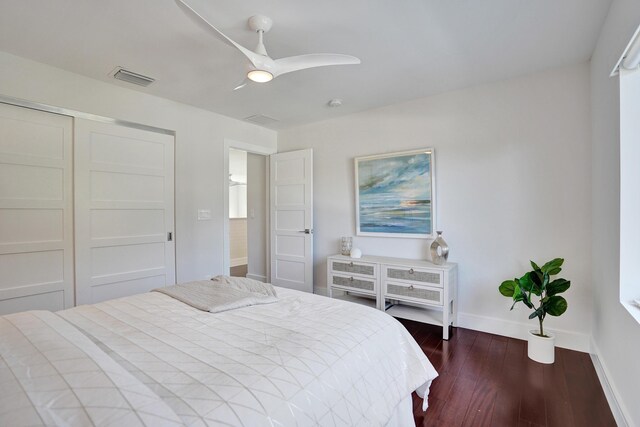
(1, 283, 438, 426)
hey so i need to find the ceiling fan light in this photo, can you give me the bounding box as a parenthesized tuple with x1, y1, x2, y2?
(247, 69, 273, 83)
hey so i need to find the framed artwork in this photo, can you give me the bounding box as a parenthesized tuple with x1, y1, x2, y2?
(355, 148, 435, 238)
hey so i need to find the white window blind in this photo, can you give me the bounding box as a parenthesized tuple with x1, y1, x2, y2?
(618, 24, 640, 324)
(612, 24, 640, 75)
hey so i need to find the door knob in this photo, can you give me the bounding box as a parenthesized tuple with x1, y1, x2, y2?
(298, 229, 313, 234)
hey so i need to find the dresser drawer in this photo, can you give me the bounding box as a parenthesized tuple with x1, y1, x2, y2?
(385, 265, 443, 287)
(331, 259, 377, 277)
(331, 273, 376, 294)
(385, 281, 443, 305)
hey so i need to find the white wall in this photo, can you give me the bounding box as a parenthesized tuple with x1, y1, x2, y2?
(229, 148, 247, 219)
(0, 51, 277, 283)
(229, 219, 247, 266)
(590, 0, 640, 425)
(279, 63, 593, 351)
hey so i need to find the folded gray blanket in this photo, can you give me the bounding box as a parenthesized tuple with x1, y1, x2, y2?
(152, 276, 278, 313)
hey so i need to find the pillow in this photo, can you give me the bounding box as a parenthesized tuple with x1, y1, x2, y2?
(211, 275, 278, 297)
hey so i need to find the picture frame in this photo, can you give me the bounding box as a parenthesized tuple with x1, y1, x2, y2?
(354, 148, 436, 238)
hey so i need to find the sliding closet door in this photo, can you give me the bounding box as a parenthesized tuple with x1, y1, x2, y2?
(0, 103, 74, 314)
(74, 119, 175, 305)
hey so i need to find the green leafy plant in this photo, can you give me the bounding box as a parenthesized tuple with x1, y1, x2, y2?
(498, 258, 570, 337)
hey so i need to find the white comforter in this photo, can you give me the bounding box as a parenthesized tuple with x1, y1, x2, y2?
(59, 288, 438, 427)
(0, 311, 183, 426)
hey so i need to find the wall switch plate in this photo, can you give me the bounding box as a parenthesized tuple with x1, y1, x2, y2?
(197, 209, 212, 220)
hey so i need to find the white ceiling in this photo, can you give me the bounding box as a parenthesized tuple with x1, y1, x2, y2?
(0, 0, 612, 129)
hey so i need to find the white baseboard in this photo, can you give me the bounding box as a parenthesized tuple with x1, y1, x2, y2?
(315, 288, 589, 352)
(246, 273, 267, 282)
(455, 312, 590, 352)
(590, 338, 631, 427)
(230, 257, 247, 267)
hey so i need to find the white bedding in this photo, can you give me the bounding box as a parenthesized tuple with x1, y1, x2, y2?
(59, 287, 438, 427)
(0, 311, 183, 427)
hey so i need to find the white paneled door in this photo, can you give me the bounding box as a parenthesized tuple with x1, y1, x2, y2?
(74, 119, 175, 305)
(270, 149, 313, 292)
(0, 103, 74, 314)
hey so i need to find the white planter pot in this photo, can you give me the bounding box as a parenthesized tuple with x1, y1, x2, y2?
(527, 330, 556, 364)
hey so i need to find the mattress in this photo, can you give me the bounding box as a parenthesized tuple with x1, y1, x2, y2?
(1, 287, 437, 426)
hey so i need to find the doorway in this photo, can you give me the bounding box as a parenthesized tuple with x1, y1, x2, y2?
(228, 148, 248, 277)
(225, 144, 271, 281)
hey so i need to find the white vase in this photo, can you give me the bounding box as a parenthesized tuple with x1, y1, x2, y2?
(527, 330, 556, 364)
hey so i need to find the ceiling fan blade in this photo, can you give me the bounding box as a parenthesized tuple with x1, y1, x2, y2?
(175, 0, 263, 68)
(233, 78, 249, 91)
(273, 54, 360, 77)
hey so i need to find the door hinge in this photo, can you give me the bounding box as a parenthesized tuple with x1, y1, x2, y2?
(167, 231, 173, 241)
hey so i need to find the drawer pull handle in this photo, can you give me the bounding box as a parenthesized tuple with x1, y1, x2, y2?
(409, 268, 414, 274)
(349, 262, 354, 267)
(409, 285, 414, 290)
(349, 277, 354, 282)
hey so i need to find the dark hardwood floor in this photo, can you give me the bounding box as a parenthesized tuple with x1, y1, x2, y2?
(399, 319, 617, 427)
(230, 264, 247, 277)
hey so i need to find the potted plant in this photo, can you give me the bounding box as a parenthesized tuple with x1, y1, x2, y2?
(498, 258, 570, 364)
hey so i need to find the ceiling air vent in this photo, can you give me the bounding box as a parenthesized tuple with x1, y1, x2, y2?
(243, 114, 279, 126)
(112, 67, 155, 87)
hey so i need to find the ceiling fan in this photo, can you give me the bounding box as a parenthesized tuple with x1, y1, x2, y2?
(229, 173, 246, 187)
(175, 0, 361, 90)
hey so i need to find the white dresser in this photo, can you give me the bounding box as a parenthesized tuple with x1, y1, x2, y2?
(327, 254, 458, 339)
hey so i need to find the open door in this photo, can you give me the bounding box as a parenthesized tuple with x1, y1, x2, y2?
(270, 149, 313, 292)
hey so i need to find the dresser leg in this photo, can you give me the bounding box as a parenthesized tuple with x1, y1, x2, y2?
(443, 308, 450, 340)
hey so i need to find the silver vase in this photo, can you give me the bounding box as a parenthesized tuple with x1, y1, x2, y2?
(430, 231, 449, 265)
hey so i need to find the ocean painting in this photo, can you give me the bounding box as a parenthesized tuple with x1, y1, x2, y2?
(356, 150, 433, 237)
